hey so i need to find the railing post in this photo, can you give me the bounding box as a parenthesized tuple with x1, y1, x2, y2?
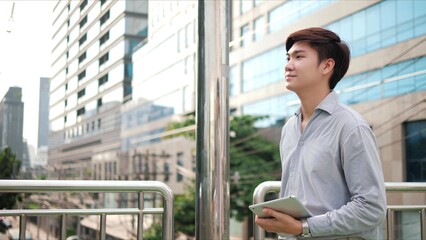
(100, 213, 106, 240)
(61, 213, 67, 240)
(387, 209, 394, 240)
(421, 209, 425, 240)
(19, 214, 26, 240)
(137, 192, 144, 240)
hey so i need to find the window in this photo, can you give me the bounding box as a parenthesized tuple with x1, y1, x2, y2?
(242, 45, 285, 92)
(163, 163, 170, 182)
(67, 4, 70, 12)
(100, 10, 110, 26)
(240, 0, 252, 14)
(65, 83, 68, 90)
(240, 24, 250, 47)
(100, 0, 107, 6)
(66, 51, 69, 59)
(99, 31, 109, 46)
(97, 98, 102, 108)
(80, 0, 88, 11)
(67, 19, 70, 28)
(64, 116, 67, 123)
(65, 67, 68, 75)
(99, 52, 109, 66)
(79, 33, 87, 46)
(78, 70, 86, 81)
(254, 0, 263, 6)
(78, 52, 86, 63)
(254, 16, 265, 41)
(64, 99, 67, 106)
(98, 73, 108, 86)
(77, 89, 85, 98)
(405, 120, 426, 182)
(77, 107, 85, 116)
(66, 35, 69, 43)
(177, 152, 184, 182)
(80, 15, 88, 28)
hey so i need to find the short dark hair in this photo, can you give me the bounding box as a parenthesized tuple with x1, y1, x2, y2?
(286, 27, 350, 89)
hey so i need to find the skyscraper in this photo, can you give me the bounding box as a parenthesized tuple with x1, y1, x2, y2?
(0, 87, 24, 163)
(38, 77, 50, 148)
(48, 0, 148, 179)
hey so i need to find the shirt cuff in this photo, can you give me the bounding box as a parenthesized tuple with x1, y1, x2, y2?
(307, 214, 331, 236)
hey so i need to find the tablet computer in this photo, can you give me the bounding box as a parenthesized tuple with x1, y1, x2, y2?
(249, 195, 312, 218)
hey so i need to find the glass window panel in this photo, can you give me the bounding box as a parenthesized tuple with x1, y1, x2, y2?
(240, 0, 252, 14)
(396, 1, 413, 25)
(254, 16, 265, 41)
(240, 24, 250, 47)
(405, 120, 426, 182)
(380, 1, 397, 47)
(351, 11, 366, 56)
(414, 15, 426, 36)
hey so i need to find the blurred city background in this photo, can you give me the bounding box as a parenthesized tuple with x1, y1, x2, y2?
(0, 0, 425, 239)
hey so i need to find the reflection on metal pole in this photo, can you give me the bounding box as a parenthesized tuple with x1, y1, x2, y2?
(196, 0, 230, 239)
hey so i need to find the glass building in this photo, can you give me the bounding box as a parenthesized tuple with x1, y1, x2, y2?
(48, 0, 148, 181)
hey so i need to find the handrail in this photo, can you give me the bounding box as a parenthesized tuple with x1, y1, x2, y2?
(0, 180, 174, 240)
(252, 181, 426, 240)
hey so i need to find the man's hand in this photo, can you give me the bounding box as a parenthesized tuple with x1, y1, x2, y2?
(254, 208, 303, 235)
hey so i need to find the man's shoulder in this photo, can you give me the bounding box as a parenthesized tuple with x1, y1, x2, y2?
(333, 102, 369, 128)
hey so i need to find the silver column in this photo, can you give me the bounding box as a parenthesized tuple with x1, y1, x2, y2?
(196, 0, 230, 239)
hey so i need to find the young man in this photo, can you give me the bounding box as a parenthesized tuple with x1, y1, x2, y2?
(255, 28, 387, 239)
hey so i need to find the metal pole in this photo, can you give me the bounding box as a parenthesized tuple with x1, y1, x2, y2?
(196, 0, 230, 239)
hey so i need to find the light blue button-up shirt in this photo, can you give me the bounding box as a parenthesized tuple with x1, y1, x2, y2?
(279, 91, 387, 239)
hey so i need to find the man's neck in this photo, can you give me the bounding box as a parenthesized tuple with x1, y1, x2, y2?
(298, 87, 330, 122)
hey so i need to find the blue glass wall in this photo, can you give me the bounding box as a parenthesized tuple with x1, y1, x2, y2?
(236, 0, 426, 128)
(327, 0, 426, 57)
(336, 57, 426, 104)
(242, 45, 285, 93)
(269, 0, 334, 33)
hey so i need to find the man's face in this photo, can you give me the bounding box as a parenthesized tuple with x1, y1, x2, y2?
(285, 41, 325, 93)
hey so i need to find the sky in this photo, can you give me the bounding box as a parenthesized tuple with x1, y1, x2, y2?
(0, 1, 53, 148)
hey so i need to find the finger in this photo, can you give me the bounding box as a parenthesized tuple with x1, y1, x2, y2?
(262, 207, 278, 218)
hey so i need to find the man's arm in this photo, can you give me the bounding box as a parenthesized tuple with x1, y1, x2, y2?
(307, 125, 387, 236)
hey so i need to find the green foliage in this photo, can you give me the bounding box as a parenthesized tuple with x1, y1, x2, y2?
(174, 182, 196, 237)
(164, 116, 196, 140)
(229, 115, 281, 221)
(144, 223, 163, 240)
(0, 147, 21, 233)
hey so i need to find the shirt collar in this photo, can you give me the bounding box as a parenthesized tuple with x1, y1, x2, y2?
(294, 91, 338, 116)
(316, 91, 338, 115)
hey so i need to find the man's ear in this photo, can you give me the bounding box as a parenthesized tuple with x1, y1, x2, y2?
(322, 58, 335, 75)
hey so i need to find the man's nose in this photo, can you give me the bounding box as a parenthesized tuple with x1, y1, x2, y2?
(285, 62, 294, 72)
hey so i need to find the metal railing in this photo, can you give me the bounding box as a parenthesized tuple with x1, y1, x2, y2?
(0, 180, 174, 240)
(252, 181, 426, 240)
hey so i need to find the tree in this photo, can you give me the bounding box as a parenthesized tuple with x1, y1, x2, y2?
(229, 115, 281, 221)
(165, 115, 281, 238)
(0, 147, 22, 233)
(173, 182, 196, 238)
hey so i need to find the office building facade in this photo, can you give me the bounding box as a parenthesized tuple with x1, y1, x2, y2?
(38, 77, 50, 148)
(48, 0, 148, 181)
(123, 1, 198, 195)
(0, 87, 24, 164)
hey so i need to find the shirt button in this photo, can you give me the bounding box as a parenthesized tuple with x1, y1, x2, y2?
(299, 141, 304, 146)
